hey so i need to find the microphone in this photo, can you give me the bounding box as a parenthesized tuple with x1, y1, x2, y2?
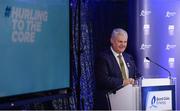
(146, 57, 172, 79)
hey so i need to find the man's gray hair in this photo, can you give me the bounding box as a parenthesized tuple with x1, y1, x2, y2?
(111, 28, 128, 39)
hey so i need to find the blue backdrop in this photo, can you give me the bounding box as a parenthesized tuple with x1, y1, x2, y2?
(129, 0, 180, 109)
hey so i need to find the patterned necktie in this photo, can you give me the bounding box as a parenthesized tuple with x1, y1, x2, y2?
(118, 55, 127, 79)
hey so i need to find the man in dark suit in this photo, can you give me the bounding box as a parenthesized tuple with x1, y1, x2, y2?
(93, 28, 141, 110)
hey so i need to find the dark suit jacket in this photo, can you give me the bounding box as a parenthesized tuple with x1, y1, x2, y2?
(93, 48, 140, 110)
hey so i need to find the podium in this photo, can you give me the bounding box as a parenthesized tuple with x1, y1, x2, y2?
(108, 78, 176, 110)
(108, 84, 140, 110)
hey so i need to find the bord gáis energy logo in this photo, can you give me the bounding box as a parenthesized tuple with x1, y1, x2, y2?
(150, 96, 158, 109)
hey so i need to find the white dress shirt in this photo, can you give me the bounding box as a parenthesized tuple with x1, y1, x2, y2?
(111, 47, 129, 79)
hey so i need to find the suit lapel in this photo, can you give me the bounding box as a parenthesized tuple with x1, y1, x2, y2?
(108, 49, 122, 76)
(123, 53, 133, 78)
(123, 53, 130, 68)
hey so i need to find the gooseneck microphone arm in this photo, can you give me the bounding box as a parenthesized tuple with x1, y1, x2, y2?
(146, 57, 172, 79)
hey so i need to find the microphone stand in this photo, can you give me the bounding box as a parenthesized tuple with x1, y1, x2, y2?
(146, 57, 174, 84)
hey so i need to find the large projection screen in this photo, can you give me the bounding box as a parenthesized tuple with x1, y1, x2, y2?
(0, 0, 70, 97)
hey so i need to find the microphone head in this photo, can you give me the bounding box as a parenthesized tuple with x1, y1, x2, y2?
(146, 57, 150, 61)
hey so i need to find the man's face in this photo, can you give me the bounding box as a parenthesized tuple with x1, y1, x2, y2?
(111, 35, 127, 54)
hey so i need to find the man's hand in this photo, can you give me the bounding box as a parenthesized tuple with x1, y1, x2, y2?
(123, 78, 135, 86)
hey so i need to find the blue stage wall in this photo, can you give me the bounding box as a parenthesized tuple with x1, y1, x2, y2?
(129, 0, 180, 109)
